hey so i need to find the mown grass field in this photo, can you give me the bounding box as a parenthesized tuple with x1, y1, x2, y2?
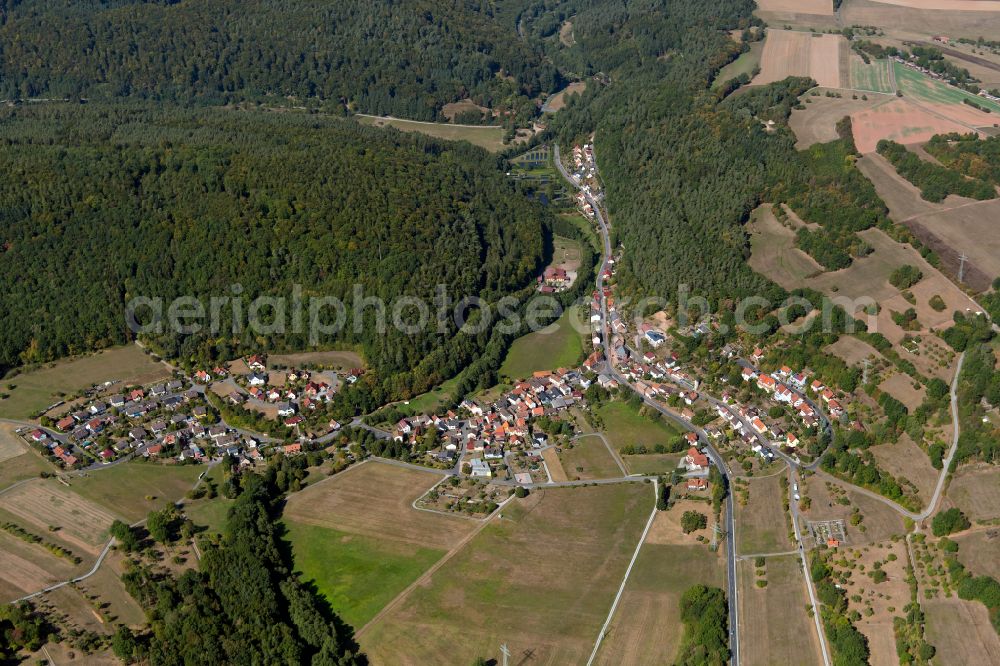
(622, 453, 681, 476)
(356, 115, 505, 152)
(594, 400, 682, 454)
(736, 472, 795, 555)
(849, 57, 894, 93)
(361, 483, 652, 664)
(500, 305, 585, 380)
(67, 461, 204, 523)
(713, 42, 764, 89)
(0, 345, 170, 420)
(895, 61, 1000, 113)
(283, 521, 445, 629)
(559, 435, 622, 480)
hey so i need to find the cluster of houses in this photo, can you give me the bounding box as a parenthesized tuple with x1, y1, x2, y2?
(392, 369, 592, 478)
(39, 379, 264, 466)
(569, 143, 599, 218)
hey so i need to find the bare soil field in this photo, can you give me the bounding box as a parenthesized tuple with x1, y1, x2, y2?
(869, 434, 938, 500)
(946, 464, 1000, 522)
(361, 483, 652, 665)
(924, 595, 1000, 666)
(878, 372, 927, 411)
(0, 479, 115, 556)
(825, 336, 885, 367)
(736, 473, 795, 555)
(283, 461, 475, 550)
(851, 98, 975, 154)
(955, 529, 1000, 579)
(755, 31, 844, 88)
(738, 555, 823, 666)
(841, 0, 1000, 42)
(903, 200, 1000, 291)
(594, 542, 725, 665)
(755, 0, 832, 14)
(0, 530, 81, 602)
(789, 94, 888, 149)
(747, 205, 823, 289)
(268, 349, 363, 369)
(805, 228, 980, 342)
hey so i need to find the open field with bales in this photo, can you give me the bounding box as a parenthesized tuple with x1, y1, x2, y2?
(284, 461, 475, 550)
(747, 205, 823, 289)
(360, 483, 652, 665)
(558, 435, 623, 480)
(0, 479, 116, 557)
(593, 400, 682, 454)
(356, 115, 505, 152)
(737, 555, 823, 666)
(500, 306, 585, 380)
(0, 345, 170, 420)
(736, 473, 795, 555)
(66, 461, 205, 523)
(754, 30, 844, 88)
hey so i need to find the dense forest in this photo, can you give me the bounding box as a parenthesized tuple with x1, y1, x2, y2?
(925, 132, 1000, 187)
(0, 104, 549, 403)
(0, 0, 562, 120)
(877, 139, 997, 202)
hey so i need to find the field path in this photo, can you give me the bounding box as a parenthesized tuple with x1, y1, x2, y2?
(574, 432, 628, 476)
(355, 494, 515, 638)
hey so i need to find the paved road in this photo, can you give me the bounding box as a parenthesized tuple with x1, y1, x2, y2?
(555, 144, 740, 666)
(789, 466, 833, 666)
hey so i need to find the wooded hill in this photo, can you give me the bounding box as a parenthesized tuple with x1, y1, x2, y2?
(0, 0, 562, 120)
(0, 104, 548, 399)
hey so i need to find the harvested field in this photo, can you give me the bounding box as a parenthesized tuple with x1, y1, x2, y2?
(841, 1, 1000, 43)
(541, 447, 569, 482)
(755, 0, 832, 13)
(903, 200, 1000, 290)
(947, 464, 1000, 521)
(356, 115, 504, 152)
(954, 529, 1000, 579)
(0, 530, 81, 601)
(849, 57, 895, 93)
(268, 349, 363, 369)
(0, 423, 28, 463)
(755, 31, 844, 88)
(559, 435, 622, 480)
(869, 434, 938, 500)
(593, 543, 725, 665)
(878, 372, 926, 411)
(924, 595, 1000, 666)
(0, 479, 116, 555)
(789, 94, 888, 148)
(857, 152, 954, 220)
(361, 483, 652, 665)
(850, 98, 974, 154)
(869, 0, 1000, 11)
(737, 555, 823, 666)
(0, 345, 170, 420)
(283, 461, 475, 550)
(736, 473, 795, 555)
(747, 205, 823, 289)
